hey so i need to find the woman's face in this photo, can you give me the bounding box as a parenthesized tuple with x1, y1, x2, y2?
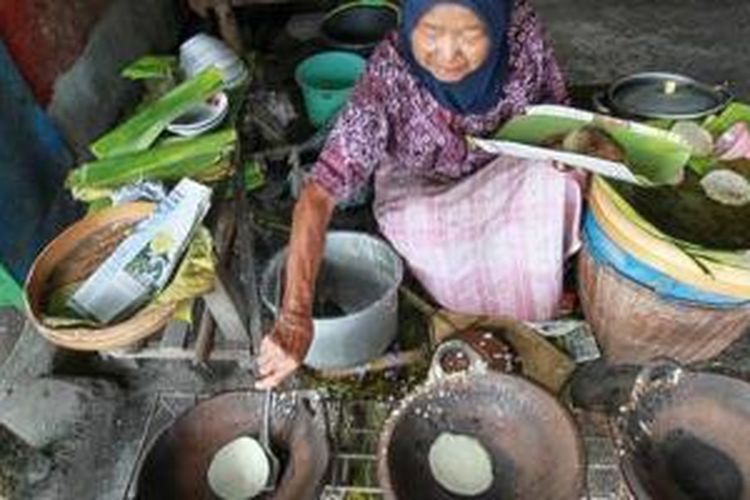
(411, 3, 491, 83)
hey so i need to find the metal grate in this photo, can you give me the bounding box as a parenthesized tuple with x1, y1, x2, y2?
(574, 410, 632, 500)
(320, 399, 396, 499)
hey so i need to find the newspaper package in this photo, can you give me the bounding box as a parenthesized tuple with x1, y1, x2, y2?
(68, 178, 212, 324)
(527, 319, 602, 363)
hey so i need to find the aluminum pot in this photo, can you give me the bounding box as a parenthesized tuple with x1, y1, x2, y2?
(261, 231, 403, 369)
(376, 338, 585, 500)
(615, 359, 750, 500)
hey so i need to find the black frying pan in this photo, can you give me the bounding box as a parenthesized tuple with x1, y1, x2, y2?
(593, 72, 732, 121)
(135, 392, 329, 500)
(321, 0, 400, 53)
(377, 339, 585, 500)
(616, 360, 750, 500)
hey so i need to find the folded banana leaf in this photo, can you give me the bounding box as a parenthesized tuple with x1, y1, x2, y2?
(704, 102, 750, 136)
(121, 55, 178, 81)
(496, 115, 584, 142)
(69, 128, 236, 199)
(685, 103, 750, 175)
(496, 114, 690, 185)
(603, 124, 690, 185)
(244, 159, 266, 192)
(155, 226, 216, 305)
(90, 68, 223, 158)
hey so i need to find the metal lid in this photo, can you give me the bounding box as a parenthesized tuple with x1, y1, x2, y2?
(608, 72, 732, 120)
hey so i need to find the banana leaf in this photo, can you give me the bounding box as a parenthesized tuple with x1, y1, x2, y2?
(85, 197, 114, 214)
(496, 115, 585, 143)
(687, 102, 750, 175)
(602, 176, 750, 259)
(244, 159, 266, 192)
(69, 129, 236, 197)
(121, 55, 178, 81)
(687, 157, 716, 176)
(72, 158, 233, 203)
(90, 68, 223, 159)
(495, 114, 690, 185)
(602, 123, 690, 185)
(155, 226, 216, 305)
(704, 102, 750, 136)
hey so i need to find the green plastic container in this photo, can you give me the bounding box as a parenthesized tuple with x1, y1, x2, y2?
(0, 263, 23, 309)
(295, 51, 366, 127)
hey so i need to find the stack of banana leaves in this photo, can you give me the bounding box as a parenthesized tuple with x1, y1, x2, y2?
(50, 57, 257, 325)
(65, 57, 263, 206)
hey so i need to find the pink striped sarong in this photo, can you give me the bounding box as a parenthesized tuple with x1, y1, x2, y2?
(374, 156, 583, 321)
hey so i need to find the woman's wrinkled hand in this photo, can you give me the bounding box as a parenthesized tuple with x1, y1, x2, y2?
(254, 311, 313, 389)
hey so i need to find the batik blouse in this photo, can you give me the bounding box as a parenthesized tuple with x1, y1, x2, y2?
(310, 0, 569, 202)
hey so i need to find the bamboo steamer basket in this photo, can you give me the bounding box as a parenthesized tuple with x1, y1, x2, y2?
(24, 202, 177, 351)
(578, 241, 750, 364)
(589, 177, 750, 299)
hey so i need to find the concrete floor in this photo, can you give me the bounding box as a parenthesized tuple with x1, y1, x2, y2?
(2, 1, 750, 498)
(536, 0, 750, 100)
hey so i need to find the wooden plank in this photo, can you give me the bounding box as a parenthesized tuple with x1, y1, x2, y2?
(235, 163, 263, 357)
(112, 347, 192, 360)
(194, 199, 236, 363)
(193, 313, 216, 363)
(159, 320, 190, 349)
(203, 272, 249, 343)
(106, 346, 250, 362)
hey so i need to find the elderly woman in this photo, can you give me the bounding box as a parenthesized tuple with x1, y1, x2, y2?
(257, 0, 584, 388)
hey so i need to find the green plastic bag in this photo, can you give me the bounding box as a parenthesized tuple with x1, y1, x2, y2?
(0, 263, 23, 309)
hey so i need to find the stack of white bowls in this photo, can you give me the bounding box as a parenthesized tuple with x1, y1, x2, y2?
(179, 33, 249, 89)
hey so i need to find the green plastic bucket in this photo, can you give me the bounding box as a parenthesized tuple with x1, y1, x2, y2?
(295, 51, 366, 127)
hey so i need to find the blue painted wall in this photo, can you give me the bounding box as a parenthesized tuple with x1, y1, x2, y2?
(0, 40, 75, 282)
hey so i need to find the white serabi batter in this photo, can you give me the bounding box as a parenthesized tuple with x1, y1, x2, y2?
(428, 432, 494, 496)
(207, 436, 270, 500)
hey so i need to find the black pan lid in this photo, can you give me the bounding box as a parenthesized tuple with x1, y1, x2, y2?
(608, 72, 732, 120)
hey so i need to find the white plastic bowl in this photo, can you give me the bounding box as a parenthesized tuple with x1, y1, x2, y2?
(179, 33, 248, 88)
(167, 92, 228, 137)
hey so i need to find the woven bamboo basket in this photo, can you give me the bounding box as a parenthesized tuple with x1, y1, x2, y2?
(24, 202, 177, 351)
(578, 242, 750, 364)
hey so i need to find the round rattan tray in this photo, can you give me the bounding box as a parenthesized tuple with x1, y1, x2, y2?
(24, 202, 176, 351)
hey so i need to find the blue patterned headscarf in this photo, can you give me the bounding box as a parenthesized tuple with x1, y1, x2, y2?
(399, 0, 512, 115)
